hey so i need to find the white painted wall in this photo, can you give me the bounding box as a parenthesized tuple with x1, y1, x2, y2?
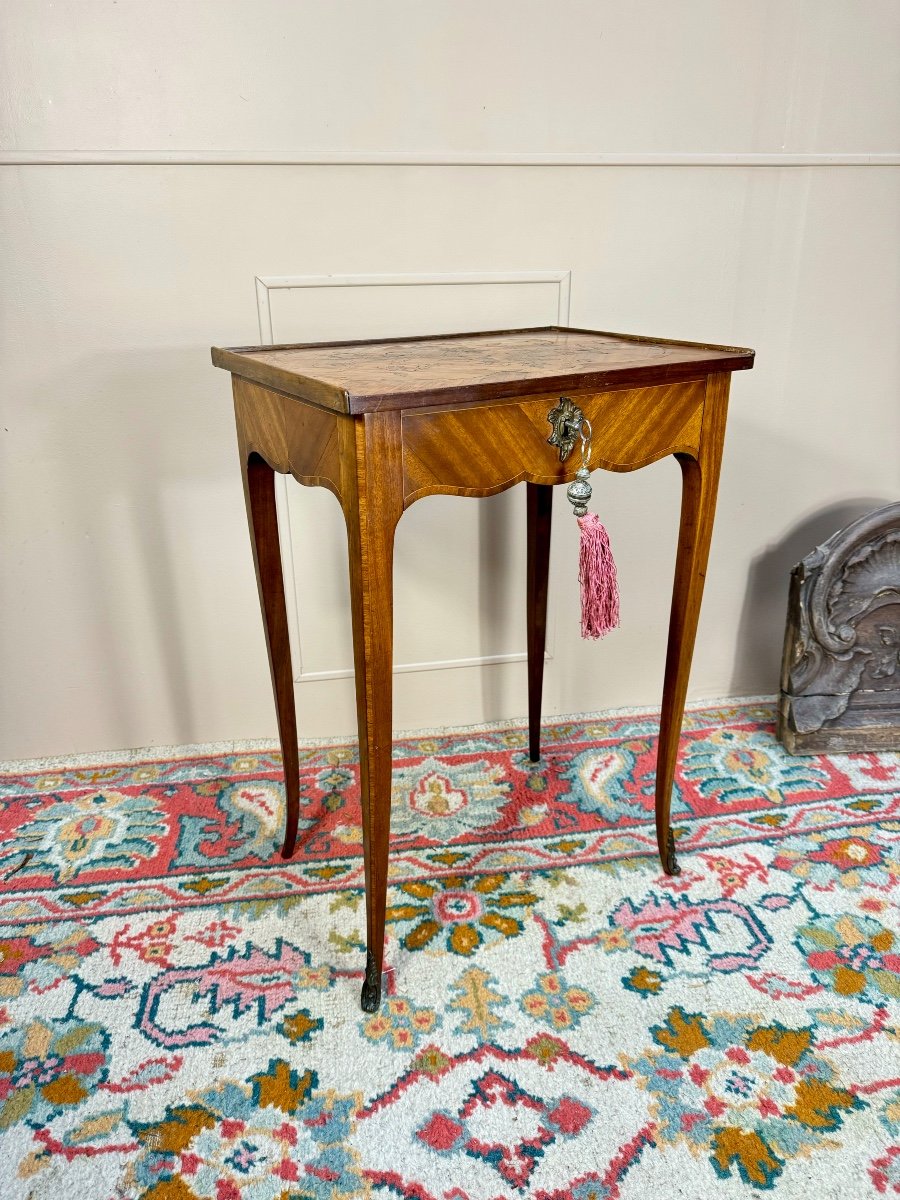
(1, 1, 898, 760)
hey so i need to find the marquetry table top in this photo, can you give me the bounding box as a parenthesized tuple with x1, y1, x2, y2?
(212, 325, 754, 415)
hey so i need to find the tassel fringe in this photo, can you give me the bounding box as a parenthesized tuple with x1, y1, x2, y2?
(577, 512, 620, 639)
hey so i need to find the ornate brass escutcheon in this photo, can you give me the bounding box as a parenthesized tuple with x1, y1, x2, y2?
(546, 396, 585, 462)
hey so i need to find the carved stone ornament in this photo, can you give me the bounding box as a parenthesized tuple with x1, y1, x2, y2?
(777, 502, 900, 753)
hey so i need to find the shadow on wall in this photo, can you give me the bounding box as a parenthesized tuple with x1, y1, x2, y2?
(729, 497, 892, 697)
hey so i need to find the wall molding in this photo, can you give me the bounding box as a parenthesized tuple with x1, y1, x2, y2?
(255, 269, 571, 684)
(3, 150, 899, 167)
(255, 271, 573, 342)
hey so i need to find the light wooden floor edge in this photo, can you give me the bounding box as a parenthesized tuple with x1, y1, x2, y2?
(0, 694, 776, 773)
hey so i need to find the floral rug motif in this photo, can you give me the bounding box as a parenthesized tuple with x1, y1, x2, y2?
(0, 700, 898, 1198)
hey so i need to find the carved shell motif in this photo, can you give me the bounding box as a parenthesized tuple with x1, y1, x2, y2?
(785, 504, 900, 696)
(829, 531, 900, 629)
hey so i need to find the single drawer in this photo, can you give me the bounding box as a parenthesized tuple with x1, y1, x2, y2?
(401, 378, 705, 505)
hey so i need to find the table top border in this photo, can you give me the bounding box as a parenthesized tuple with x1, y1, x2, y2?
(212, 325, 755, 415)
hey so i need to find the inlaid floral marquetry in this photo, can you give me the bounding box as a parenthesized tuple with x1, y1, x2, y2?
(212, 326, 753, 414)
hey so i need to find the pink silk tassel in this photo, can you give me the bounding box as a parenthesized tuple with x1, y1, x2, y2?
(577, 512, 620, 639)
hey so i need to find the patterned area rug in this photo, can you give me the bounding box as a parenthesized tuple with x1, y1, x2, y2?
(1, 700, 899, 1199)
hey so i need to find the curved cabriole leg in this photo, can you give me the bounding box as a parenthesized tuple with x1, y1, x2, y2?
(655, 375, 730, 875)
(343, 413, 403, 1013)
(241, 453, 301, 859)
(527, 484, 553, 762)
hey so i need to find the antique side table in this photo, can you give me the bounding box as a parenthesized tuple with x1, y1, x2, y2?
(212, 326, 754, 1011)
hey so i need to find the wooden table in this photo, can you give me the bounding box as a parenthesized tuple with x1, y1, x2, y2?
(212, 326, 754, 1011)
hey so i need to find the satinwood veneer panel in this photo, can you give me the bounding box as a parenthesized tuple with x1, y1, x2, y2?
(400, 380, 705, 505)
